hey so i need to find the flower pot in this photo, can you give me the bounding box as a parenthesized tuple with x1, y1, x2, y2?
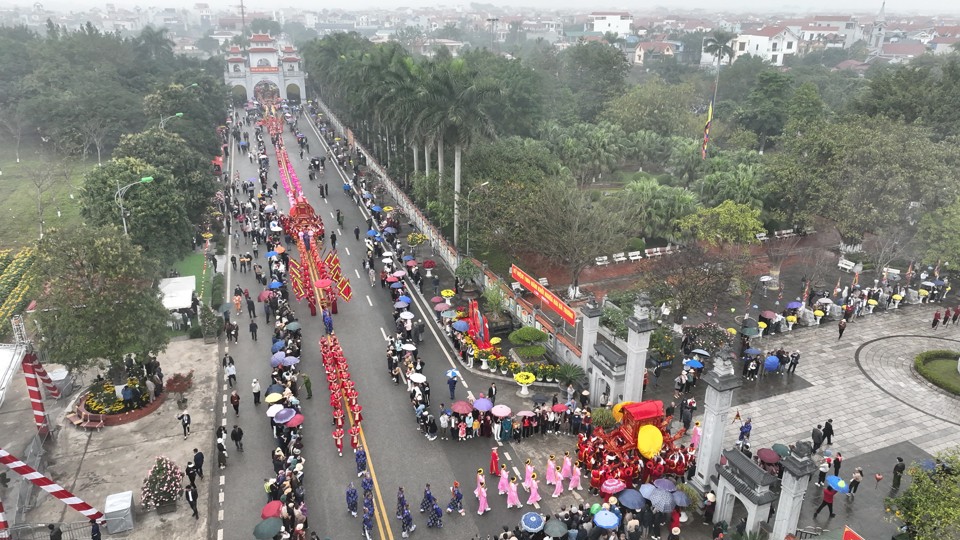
(425, 269, 433, 277)
(814, 316, 822, 325)
(156, 502, 178, 515)
(892, 300, 900, 309)
(500, 369, 508, 375)
(480, 359, 489, 370)
(518, 383, 531, 396)
(867, 305, 875, 314)
(536, 376, 544, 382)
(786, 322, 794, 331)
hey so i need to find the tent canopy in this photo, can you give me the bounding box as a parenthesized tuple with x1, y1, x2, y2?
(159, 276, 195, 310)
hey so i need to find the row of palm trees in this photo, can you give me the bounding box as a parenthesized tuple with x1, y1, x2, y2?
(304, 35, 500, 247)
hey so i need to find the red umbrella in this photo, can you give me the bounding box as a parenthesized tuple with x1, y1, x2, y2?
(406, 260, 418, 267)
(287, 413, 305, 428)
(552, 404, 569, 413)
(261, 500, 283, 519)
(450, 401, 474, 414)
(387, 276, 399, 283)
(601, 478, 626, 495)
(257, 290, 273, 302)
(760, 310, 777, 319)
(757, 448, 780, 464)
(434, 303, 451, 311)
(315, 278, 333, 288)
(431, 296, 445, 303)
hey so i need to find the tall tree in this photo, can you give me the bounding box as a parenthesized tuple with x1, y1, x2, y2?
(678, 200, 765, 246)
(702, 30, 738, 66)
(557, 41, 630, 121)
(886, 448, 960, 540)
(601, 77, 699, 137)
(30, 226, 170, 374)
(736, 71, 793, 150)
(136, 26, 175, 61)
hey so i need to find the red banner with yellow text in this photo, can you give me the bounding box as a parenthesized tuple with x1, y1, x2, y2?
(510, 265, 577, 326)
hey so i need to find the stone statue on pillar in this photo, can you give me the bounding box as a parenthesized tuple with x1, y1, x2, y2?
(690, 343, 742, 494)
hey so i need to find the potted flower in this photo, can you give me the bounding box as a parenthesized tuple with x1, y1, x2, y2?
(140, 456, 184, 513)
(534, 364, 545, 382)
(514, 371, 535, 396)
(479, 350, 490, 371)
(785, 315, 797, 331)
(498, 357, 509, 375)
(866, 298, 878, 314)
(508, 362, 521, 376)
(423, 259, 437, 277)
(813, 310, 824, 325)
(543, 365, 556, 383)
(166, 371, 194, 410)
(891, 294, 902, 309)
(757, 321, 767, 338)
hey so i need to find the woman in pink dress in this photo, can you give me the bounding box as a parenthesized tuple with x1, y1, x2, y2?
(506, 477, 523, 509)
(497, 464, 510, 495)
(560, 451, 573, 479)
(526, 473, 542, 505)
(690, 421, 702, 449)
(477, 482, 490, 515)
(474, 469, 484, 498)
(545, 455, 558, 485)
(568, 460, 583, 491)
(551, 466, 564, 497)
(523, 460, 535, 490)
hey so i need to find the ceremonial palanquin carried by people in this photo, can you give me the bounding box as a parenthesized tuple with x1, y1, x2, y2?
(578, 401, 696, 494)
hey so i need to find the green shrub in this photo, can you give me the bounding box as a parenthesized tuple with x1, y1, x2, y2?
(592, 407, 617, 429)
(210, 273, 225, 308)
(555, 363, 587, 387)
(188, 327, 203, 339)
(914, 350, 960, 395)
(627, 238, 646, 252)
(601, 306, 628, 340)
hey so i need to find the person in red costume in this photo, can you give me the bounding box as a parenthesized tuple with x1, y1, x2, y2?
(349, 425, 361, 452)
(489, 448, 500, 475)
(332, 428, 344, 456)
(590, 467, 603, 495)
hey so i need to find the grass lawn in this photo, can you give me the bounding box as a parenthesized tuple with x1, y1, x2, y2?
(0, 138, 91, 249)
(918, 358, 960, 395)
(174, 252, 211, 306)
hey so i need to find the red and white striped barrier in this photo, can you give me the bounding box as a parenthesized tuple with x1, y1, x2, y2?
(26, 353, 60, 399)
(0, 448, 103, 522)
(20, 359, 48, 434)
(0, 496, 9, 539)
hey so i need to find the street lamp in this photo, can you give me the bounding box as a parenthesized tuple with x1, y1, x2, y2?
(464, 181, 490, 257)
(115, 176, 154, 235)
(159, 112, 184, 129)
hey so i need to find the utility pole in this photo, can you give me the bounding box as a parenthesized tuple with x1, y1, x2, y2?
(239, 0, 247, 34)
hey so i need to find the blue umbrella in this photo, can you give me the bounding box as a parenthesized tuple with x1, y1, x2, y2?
(826, 475, 849, 493)
(265, 251, 278, 258)
(373, 235, 385, 242)
(445, 369, 460, 378)
(271, 341, 284, 353)
(684, 359, 704, 369)
(282, 356, 300, 367)
(366, 229, 379, 237)
(616, 488, 645, 510)
(451, 320, 469, 332)
(520, 512, 544, 533)
(786, 301, 802, 309)
(274, 408, 297, 424)
(402, 255, 414, 261)
(268, 280, 283, 289)
(764, 356, 780, 371)
(920, 459, 937, 472)
(271, 351, 285, 363)
(398, 295, 412, 303)
(744, 348, 762, 355)
(371, 205, 382, 212)
(934, 279, 945, 286)
(384, 226, 397, 234)
(672, 490, 690, 507)
(363, 193, 373, 199)
(270, 357, 283, 368)
(648, 488, 676, 512)
(593, 510, 619, 530)
(390, 282, 404, 289)
(638, 483, 656, 499)
(394, 301, 409, 309)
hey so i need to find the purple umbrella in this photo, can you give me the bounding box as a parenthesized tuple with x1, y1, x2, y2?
(390, 282, 404, 289)
(653, 478, 676, 492)
(271, 351, 285, 363)
(274, 408, 297, 424)
(786, 301, 802, 309)
(638, 483, 656, 499)
(282, 356, 300, 367)
(473, 398, 493, 412)
(270, 357, 283, 368)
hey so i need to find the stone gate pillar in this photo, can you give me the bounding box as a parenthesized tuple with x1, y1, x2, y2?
(691, 347, 742, 493)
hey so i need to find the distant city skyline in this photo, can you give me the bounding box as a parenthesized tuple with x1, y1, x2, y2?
(4, 0, 960, 16)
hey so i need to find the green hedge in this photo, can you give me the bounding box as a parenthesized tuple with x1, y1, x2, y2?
(210, 273, 225, 309)
(914, 350, 960, 395)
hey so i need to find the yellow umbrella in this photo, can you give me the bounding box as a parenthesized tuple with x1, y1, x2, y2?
(264, 393, 283, 404)
(441, 289, 456, 298)
(637, 424, 664, 459)
(726, 327, 737, 335)
(813, 310, 824, 317)
(612, 402, 634, 422)
(757, 321, 767, 329)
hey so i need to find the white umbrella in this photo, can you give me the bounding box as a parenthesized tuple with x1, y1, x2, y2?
(266, 404, 283, 417)
(402, 343, 417, 351)
(759, 275, 774, 282)
(382, 252, 394, 258)
(922, 281, 936, 287)
(399, 312, 415, 320)
(409, 373, 426, 384)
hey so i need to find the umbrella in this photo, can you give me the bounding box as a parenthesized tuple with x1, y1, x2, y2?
(269, 357, 283, 368)
(772, 443, 791, 458)
(786, 301, 802, 309)
(382, 258, 393, 264)
(544, 519, 568, 538)
(387, 276, 400, 283)
(316, 278, 333, 288)
(275, 246, 286, 254)
(261, 500, 283, 519)
(398, 295, 412, 303)
(441, 310, 457, 319)
(920, 459, 937, 472)
(473, 398, 493, 411)
(593, 510, 619, 530)
(431, 296, 445, 303)
(691, 348, 710, 357)
(744, 348, 762, 355)
(390, 282, 404, 289)
(516, 410, 536, 417)
(757, 448, 780, 464)
(263, 206, 275, 214)
(383, 206, 394, 212)
(265, 251, 278, 258)
(409, 373, 427, 384)
(531, 394, 549, 405)
(258, 290, 273, 302)
(617, 488, 645, 510)
(441, 289, 456, 298)
(271, 341, 284, 353)
(268, 281, 283, 289)
(371, 205, 382, 212)
(285, 322, 301, 332)
(451, 320, 469, 332)
(266, 384, 284, 394)
(271, 351, 286, 363)
(393, 270, 407, 278)
(672, 490, 690, 507)
(366, 229, 379, 237)
(384, 227, 398, 234)
(274, 408, 297, 424)
(253, 518, 283, 539)
(764, 356, 780, 371)
(266, 404, 284, 417)
(934, 279, 945, 286)
(363, 193, 372, 199)
(551, 403, 569, 413)
(383, 252, 395, 258)
(653, 478, 676, 492)
(491, 404, 512, 417)
(740, 326, 760, 337)
(648, 488, 676, 512)
(639, 484, 656, 499)
(394, 301, 409, 308)
(450, 401, 474, 414)
(520, 512, 544, 533)
(921, 281, 936, 287)
(264, 394, 282, 405)
(434, 303, 451, 311)
(445, 369, 460, 378)
(826, 475, 849, 493)
(601, 478, 626, 495)
(759, 275, 774, 282)
(406, 260, 418, 267)
(684, 359, 704, 369)
(282, 356, 300, 367)
(402, 255, 415, 261)
(400, 312, 415, 320)
(286, 414, 305, 428)
(761, 310, 777, 319)
(401, 343, 417, 351)
(270, 225, 282, 232)
(816, 297, 833, 304)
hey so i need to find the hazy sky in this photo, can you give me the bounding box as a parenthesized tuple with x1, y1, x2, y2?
(7, 0, 960, 16)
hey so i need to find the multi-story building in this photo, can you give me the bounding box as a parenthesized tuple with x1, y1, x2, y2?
(730, 26, 800, 67)
(585, 12, 632, 38)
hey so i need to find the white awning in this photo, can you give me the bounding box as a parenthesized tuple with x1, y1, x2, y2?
(159, 276, 195, 310)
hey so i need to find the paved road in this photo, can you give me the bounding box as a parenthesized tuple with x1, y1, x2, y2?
(216, 113, 590, 540)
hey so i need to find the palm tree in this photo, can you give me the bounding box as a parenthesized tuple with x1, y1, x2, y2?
(137, 26, 174, 60)
(703, 30, 738, 66)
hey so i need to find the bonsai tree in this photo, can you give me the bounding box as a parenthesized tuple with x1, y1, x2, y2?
(454, 259, 482, 286)
(481, 285, 508, 315)
(555, 363, 587, 388)
(166, 371, 194, 408)
(140, 456, 184, 509)
(509, 326, 549, 360)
